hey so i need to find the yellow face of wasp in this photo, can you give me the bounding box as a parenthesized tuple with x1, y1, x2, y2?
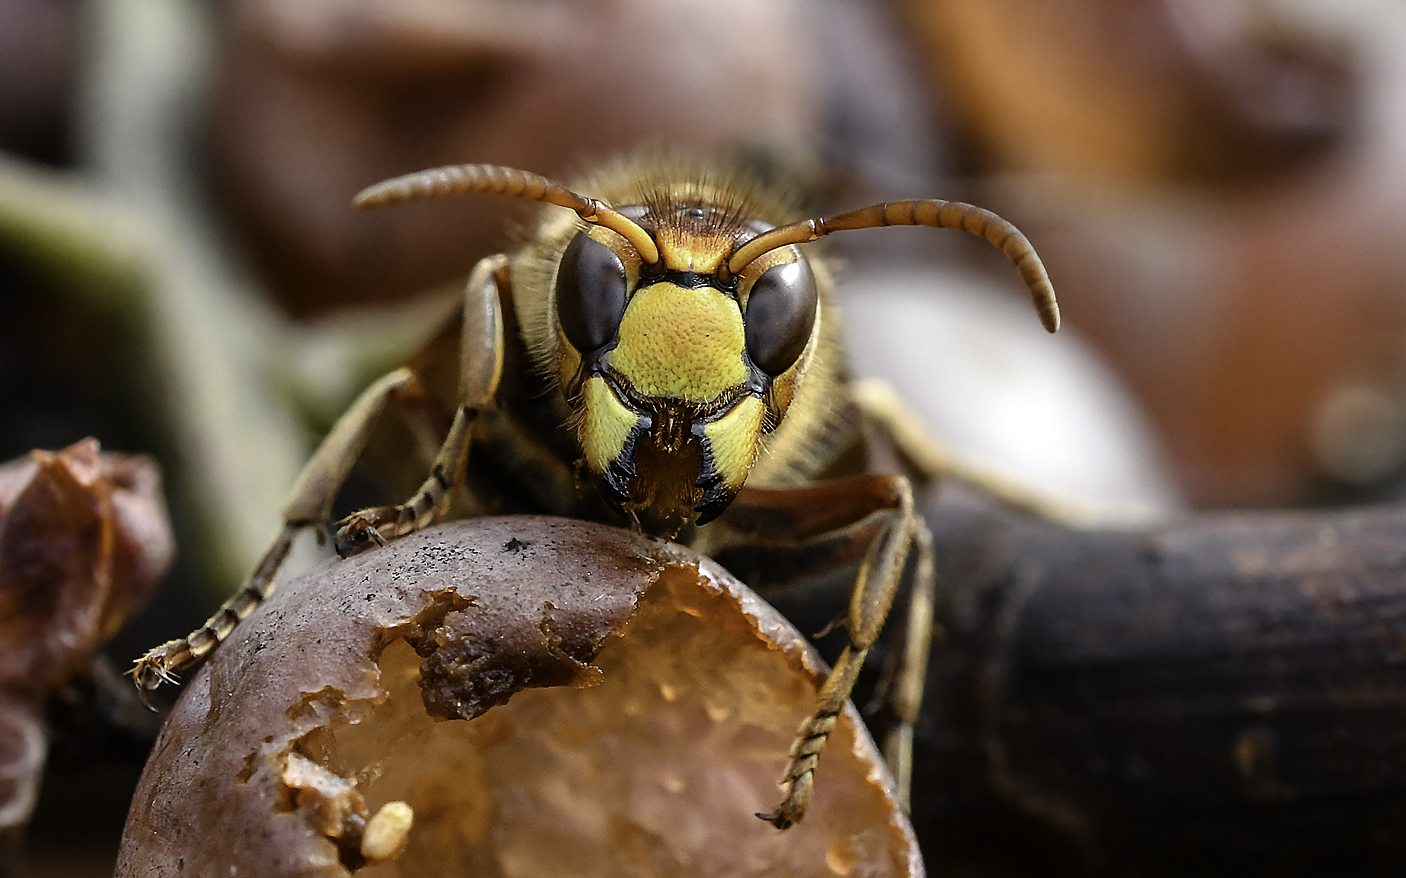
(551, 205, 819, 537)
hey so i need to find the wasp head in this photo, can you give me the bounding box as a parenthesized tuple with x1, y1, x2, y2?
(552, 199, 820, 537)
(352, 159, 1058, 538)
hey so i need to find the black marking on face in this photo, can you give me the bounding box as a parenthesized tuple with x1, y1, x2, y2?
(598, 412, 651, 513)
(656, 269, 737, 294)
(691, 423, 733, 525)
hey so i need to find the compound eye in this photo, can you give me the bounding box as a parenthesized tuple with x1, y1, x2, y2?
(556, 232, 628, 353)
(744, 258, 817, 376)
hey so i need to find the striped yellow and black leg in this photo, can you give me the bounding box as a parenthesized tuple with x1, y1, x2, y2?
(132, 255, 508, 694)
(866, 523, 935, 808)
(709, 475, 934, 829)
(333, 254, 506, 555)
(131, 367, 445, 693)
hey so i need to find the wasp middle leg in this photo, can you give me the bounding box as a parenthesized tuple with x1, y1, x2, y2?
(852, 377, 1131, 527)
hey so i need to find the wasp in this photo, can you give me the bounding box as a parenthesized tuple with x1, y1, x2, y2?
(134, 155, 1058, 829)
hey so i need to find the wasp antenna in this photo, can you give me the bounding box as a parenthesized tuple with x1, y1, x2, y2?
(727, 200, 1060, 333)
(354, 164, 661, 265)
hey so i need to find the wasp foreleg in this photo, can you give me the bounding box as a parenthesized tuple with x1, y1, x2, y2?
(333, 254, 507, 555)
(132, 367, 444, 694)
(134, 256, 508, 694)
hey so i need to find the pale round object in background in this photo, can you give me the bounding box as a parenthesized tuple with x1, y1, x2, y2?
(839, 267, 1183, 517)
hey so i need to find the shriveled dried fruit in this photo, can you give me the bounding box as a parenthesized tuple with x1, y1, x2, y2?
(118, 516, 922, 877)
(0, 438, 173, 838)
(0, 438, 173, 694)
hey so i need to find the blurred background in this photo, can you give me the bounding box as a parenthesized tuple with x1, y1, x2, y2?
(2, 0, 1405, 874)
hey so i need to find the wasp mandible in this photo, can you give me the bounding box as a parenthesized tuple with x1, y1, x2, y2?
(134, 155, 1059, 829)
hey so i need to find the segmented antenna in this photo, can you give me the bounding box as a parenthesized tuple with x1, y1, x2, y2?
(725, 200, 1060, 333)
(354, 164, 661, 266)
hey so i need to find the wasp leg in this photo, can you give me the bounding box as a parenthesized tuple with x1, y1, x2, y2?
(851, 377, 1121, 527)
(332, 255, 506, 556)
(133, 255, 508, 695)
(131, 367, 445, 693)
(332, 404, 472, 556)
(867, 523, 935, 809)
(712, 475, 932, 830)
